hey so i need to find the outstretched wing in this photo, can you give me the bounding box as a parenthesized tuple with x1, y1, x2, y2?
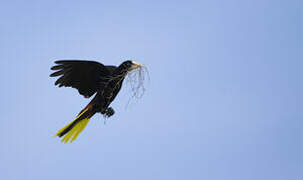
(50, 60, 116, 98)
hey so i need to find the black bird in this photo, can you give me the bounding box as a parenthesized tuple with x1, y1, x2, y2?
(50, 60, 142, 143)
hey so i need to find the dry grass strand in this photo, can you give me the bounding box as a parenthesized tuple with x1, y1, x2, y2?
(125, 65, 149, 106)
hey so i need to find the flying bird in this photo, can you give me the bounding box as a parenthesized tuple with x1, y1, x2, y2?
(50, 60, 143, 143)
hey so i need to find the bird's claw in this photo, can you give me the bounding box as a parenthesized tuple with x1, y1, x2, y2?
(104, 107, 115, 118)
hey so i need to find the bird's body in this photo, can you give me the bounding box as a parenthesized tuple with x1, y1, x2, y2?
(50, 60, 142, 143)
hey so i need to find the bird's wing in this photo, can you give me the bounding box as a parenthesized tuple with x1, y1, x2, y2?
(50, 60, 115, 98)
(105, 65, 118, 75)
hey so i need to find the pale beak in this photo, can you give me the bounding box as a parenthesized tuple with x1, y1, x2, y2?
(129, 61, 142, 71)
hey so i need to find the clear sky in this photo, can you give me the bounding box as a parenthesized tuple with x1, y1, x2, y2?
(0, 0, 302, 179)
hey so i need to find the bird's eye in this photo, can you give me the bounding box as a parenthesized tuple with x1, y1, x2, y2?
(126, 62, 131, 66)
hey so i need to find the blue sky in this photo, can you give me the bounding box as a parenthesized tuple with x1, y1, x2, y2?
(0, 0, 302, 179)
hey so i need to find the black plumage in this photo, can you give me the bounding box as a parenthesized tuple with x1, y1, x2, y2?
(50, 60, 142, 143)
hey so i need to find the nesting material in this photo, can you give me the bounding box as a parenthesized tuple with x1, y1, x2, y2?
(125, 65, 149, 102)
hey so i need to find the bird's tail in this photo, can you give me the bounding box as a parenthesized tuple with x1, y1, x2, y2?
(55, 107, 93, 143)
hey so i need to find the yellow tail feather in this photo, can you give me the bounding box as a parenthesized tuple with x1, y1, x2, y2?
(55, 108, 91, 143)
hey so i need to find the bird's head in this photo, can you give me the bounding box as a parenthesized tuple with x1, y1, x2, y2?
(122, 60, 142, 72)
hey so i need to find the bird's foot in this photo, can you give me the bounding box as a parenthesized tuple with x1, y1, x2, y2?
(103, 107, 115, 118)
(102, 107, 115, 125)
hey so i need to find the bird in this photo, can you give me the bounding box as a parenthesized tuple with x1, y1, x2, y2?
(50, 60, 143, 143)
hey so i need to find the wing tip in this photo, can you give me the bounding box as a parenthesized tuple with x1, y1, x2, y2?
(54, 60, 65, 64)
